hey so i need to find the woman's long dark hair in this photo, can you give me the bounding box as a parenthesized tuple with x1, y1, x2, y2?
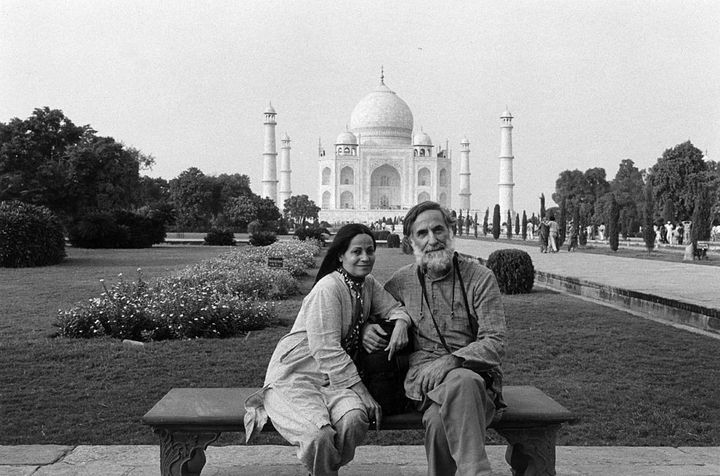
(314, 223, 376, 286)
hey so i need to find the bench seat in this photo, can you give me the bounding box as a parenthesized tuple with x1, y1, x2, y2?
(144, 385, 576, 476)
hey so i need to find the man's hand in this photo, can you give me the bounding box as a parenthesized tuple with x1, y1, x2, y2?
(417, 354, 462, 396)
(386, 320, 409, 360)
(361, 323, 389, 353)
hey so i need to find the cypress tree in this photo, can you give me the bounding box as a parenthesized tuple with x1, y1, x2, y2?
(540, 193, 546, 219)
(483, 208, 489, 236)
(457, 210, 463, 236)
(492, 204, 501, 239)
(643, 183, 655, 252)
(608, 194, 620, 251)
(507, 210, 513, 239)
(474, 212, 478, 237)
(521, 211, 528, 240)
(558, 197, 567, 247)
(515, 213, 520, 235)
(691, 187, 712, 244)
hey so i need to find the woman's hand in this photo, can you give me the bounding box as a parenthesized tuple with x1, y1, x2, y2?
(350, 381, 382, 432)
(361, 323, 389, 353)
(386, 320, 409, 360)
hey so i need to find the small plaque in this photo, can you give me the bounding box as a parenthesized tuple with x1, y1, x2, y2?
(267, 257, 284, 268)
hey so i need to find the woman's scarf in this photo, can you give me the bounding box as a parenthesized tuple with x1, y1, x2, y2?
(337, 267, 365, 364)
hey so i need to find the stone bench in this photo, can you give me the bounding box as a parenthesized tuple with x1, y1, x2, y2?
(143, 386, 576, 476)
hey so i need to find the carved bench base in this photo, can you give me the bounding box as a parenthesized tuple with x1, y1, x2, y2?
(496, 425, 559, 476)
(156, 429, 220, 476)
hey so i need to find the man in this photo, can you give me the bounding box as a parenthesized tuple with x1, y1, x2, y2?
(363, 201, 506, 475)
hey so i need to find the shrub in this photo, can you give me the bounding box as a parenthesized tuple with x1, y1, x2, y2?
(386, 233, 401, 248)
(204, 229, 236, 246)
(68, 212, 122, 248)
(249, 230, 277, 246)
(485, 249, 535, 294)
(373, 230, 391, 241)
(0, 200, 66, 267)
(68, 211, 165, 248)
(295, 227, 328, 243)
(247, 220, 262, 235)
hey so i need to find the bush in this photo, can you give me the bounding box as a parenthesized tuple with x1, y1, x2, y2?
(295, 227, 329, 243)
(485, 249, 535, 294)
(68, 213, 121, 248)
(0, 200, 66, 267)
(204, 229, 236, 246)
(249, 230, 277, 246)
(68, 211, 165, 248)
(373, 230, 391, 241)
(387, 233, 401, 248)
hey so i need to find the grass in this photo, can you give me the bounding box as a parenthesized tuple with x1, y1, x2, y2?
(1, 244, 719, 447)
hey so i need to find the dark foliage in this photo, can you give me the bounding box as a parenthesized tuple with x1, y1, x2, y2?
(249, 231, 278, 247)
(386, 233, 401, 248)
(0, 200, 66, 267)
(485, 249, 535, 294)
(643, 184, 656, 251)
(558, 197, 567, 247)
(607, 195, 620, 251)
(492, 204, 501, 239)
(521, 211, 528, 240)
(294, 227, 329, 242)
(204, 229, 236, 246)
(68, 211, 165, 249)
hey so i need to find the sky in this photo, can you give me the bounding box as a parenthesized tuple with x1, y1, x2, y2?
(1, 0, 719, 215)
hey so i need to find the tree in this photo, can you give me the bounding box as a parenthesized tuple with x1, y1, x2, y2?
(224, 195, 258, 231)
(0, 108, 155, 224)
(540, 193, 546, 219)
(515, 213, 520, 235)
(611, 159, 645, 238)
(691, 187, 713, 244)
(650, 141, 707, 221)
(521, 211, 528, 240)
(457, 210, 463, 236)
(255, 196, 281, 224)
(643, 183, 655, 252)
(506, 210, 513, 239)
(553, 168, 610, 224)
(557, 197, 567, 247)
(492, 204, 500, 239)
(483, 208, 489, 236)
(169, 167, 215, 231)
(607, 194, 620, 251)
(473, 212, 478, 237)
(283, 194, 320, 226)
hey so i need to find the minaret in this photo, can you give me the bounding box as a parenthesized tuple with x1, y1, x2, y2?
(262, 103, 278, 203)
(459, 136, 471, 210)
(278, 132, 292, 207)
(498, 108, 514, 222)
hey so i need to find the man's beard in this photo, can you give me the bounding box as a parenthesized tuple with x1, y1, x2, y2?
(412, 238, 455, 276)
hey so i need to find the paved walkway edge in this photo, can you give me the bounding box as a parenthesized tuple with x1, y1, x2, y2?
(3, 445, 720, 476)
(534, 270, 720, 336)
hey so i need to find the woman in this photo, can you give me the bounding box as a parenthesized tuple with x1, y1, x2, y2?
(244, 224, 411, 476)
(548, 214, 559, 252)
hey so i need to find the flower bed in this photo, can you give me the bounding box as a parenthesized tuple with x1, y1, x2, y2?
(55, 240, 321, 341)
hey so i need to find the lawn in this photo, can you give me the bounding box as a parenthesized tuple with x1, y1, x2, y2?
(1, 244, 719, 447)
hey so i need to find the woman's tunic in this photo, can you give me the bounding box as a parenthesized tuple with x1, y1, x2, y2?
(243, 271, 410, 441)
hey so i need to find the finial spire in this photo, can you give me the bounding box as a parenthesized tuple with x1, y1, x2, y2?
(381, 65, 384, 84)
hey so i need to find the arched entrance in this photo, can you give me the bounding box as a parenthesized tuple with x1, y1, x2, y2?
(370, 165, 401, 209)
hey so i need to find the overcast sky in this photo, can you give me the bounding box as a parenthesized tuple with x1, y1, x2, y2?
(2, 0, 719, 214)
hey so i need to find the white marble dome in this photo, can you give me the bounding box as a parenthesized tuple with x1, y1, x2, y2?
(335, 131, 358, 145)
(413, 131, 433, 147)
(349, 82, 413, 145)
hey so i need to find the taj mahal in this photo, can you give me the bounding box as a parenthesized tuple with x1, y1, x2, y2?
(261, 73, 516, 224)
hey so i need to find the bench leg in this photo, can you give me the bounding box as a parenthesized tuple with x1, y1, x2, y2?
(496, 425, 559, 476)
(156, 429, 220, 476)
